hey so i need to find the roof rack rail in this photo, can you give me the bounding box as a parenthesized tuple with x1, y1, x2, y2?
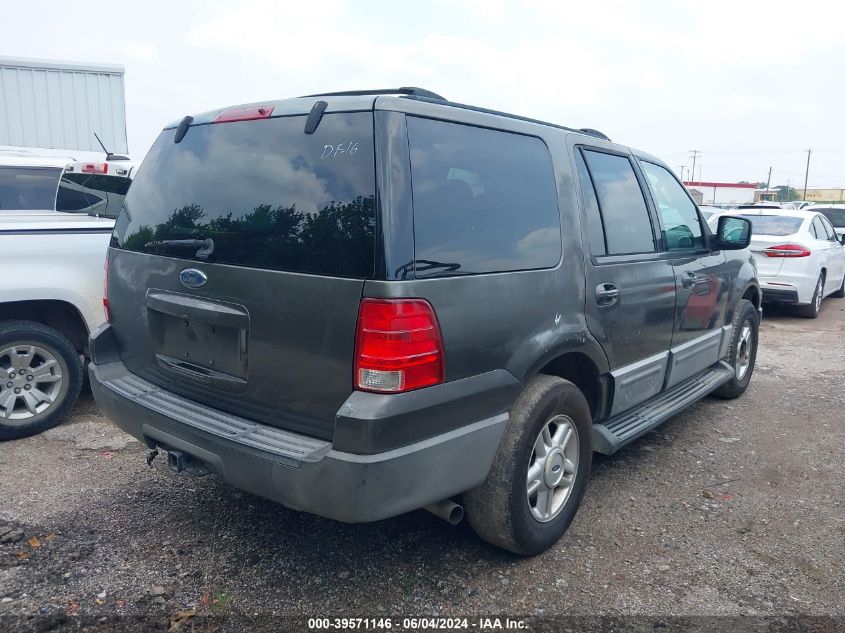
(579, 128, 611, 141)
(300, 87, 446, 100)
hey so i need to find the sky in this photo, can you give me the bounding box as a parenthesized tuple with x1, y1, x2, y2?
(3, 0, 844, 187)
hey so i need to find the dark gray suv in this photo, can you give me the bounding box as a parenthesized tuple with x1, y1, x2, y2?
(89, 88, 760, 554)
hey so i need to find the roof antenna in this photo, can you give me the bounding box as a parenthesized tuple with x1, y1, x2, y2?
(93, 131, 130, 160)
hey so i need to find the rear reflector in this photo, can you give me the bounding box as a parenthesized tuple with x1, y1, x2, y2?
(354, 299, 444, 393)
(763, 244, 811, 257)
(213, 105, 275, 124)
(103, 255, 110, 322)
(82, 162, 108, 174)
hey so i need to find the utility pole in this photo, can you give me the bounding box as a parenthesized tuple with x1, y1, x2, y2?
(690, 150, 699, 185)
(802, 149, 812, 201)
(765, 166, 772, 195)
(678, 165, 685, 181)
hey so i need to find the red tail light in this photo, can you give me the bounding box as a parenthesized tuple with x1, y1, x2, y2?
(103, 256, 111, 322)
(213, 105, 275, 124)
(763, 244, 811, 257)
(82, 162, 108, 174)
(354, 299, 444, 393)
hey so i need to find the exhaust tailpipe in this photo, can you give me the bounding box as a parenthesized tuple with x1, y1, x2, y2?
(423, 499, 464, 525)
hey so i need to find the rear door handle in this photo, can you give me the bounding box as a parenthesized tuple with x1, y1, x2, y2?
(681, 271, 697, 288)
(595, 283, 619, 306)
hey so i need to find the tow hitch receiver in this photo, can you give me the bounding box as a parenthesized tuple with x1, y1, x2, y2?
(165, 450, 210, 476)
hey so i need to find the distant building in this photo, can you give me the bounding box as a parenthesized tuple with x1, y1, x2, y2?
(0, 56, 127, 154)
(687, 188, 704, 204)
(802, 188, 845, 203)
(754, 190, 778, 202)
(683, 181, 756, 204)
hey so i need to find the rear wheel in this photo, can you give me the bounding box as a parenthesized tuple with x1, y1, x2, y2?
(714, 299, 759, 399)
(0, 321, 82, 441)
(463, 375, 592, 555)
(797, 272, 824, 318)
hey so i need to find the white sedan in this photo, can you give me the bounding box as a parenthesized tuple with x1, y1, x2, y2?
(709, 208, 845, 318)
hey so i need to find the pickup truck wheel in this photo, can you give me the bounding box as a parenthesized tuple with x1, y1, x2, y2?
(713, 299, 758, 399)
(0, 321, 82, 441)
(797, 273, 824, 318)
(463, 375, 592, 555)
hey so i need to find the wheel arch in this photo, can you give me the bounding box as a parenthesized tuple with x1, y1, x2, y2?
(529, 349, 607, 421)
(0, 300, 90, 355)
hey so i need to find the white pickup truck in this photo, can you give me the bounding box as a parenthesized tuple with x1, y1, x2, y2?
(0, 153, 133, 439)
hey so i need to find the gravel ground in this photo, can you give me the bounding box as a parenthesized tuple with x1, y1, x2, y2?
(1, 301, 844, 631)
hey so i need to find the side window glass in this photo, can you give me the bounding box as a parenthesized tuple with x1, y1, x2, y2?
(820, 216, 838, 241)
(407, 117, 562, 276)
(809, 219, 819, 239)
(574, 150, 606, 256)
(581, 150, 655, 255)
(640, 161, 704, 250)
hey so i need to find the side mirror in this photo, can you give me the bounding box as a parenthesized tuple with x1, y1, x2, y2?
(840, 233, 845, 246)
(713, 215, 752, 250)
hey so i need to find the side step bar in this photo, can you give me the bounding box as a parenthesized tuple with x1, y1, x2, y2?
(592, 361, 735, 454)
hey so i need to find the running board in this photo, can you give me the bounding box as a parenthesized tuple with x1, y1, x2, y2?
(592, 361, 735, 454)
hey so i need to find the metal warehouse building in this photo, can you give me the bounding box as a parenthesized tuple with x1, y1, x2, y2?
(0, 56, 127, 154)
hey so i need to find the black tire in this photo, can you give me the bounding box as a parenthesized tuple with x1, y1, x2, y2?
(797, 272, 824, 319)
(0, 320, 82, 441)
(832, 273, 845, 299)
(463, 375, 592, 555)
(714, 299, 759, 399)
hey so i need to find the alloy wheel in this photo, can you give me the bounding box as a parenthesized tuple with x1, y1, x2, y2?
(735, 320, 754, 380)
(0, 345, 64, 422)
(526, 414, 580, 522)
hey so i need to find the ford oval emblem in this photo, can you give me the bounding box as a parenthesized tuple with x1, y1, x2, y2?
(179, 268, 207, 289)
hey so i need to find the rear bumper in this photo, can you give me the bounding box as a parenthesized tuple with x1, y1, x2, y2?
(759, 272, 816, 304)
(89, 356, 511, 523)
(761, 286, 800, 304)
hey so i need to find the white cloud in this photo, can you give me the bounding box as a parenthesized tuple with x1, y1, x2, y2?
(122, 43, 159, 62)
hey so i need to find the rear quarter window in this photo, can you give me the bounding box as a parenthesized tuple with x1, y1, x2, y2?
(406, 117, 561, 277)
(113, 112, 376, 278)
(0, 166, 61, 211)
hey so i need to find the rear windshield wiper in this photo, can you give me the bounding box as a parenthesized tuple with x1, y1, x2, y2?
(145, 238, 214, 260)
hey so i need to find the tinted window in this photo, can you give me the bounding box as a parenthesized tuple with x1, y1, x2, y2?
(57, 173, 132, 218)
(582, 150, 655, 254)
(0, 166, 61, 211)
(407, 117, 560, 276)
(809, 219, 819, 238)
(575, 150, 606, 256)
(817, 207, 845, 227)
(640, 161, 704, 250)
(739, 215, 803, 236)
(114, 113, 376, 277)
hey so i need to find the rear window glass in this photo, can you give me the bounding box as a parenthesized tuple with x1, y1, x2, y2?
(407, 117, 561, 277)
(817, 208, 845, 227)
(0, 166, 61, 211)
(739, 215, 803, 236)
(113, 113, 375, 278)
(57, 172, 131, 218)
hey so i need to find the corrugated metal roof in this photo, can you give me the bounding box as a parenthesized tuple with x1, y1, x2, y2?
(0, 56, 128, 154)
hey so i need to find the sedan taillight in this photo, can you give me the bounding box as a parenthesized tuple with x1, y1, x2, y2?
(763, 244, 811, 257)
